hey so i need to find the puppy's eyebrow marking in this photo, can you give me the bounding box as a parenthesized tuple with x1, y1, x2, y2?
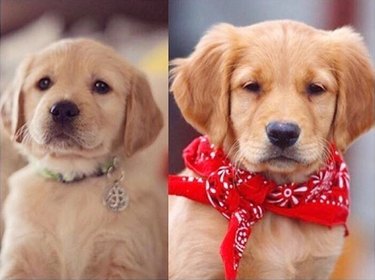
(231, 66, 258, 88)
(307, 69, 337, 91)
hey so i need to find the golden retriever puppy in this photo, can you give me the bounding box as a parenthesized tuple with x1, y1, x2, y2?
(0, 39, 165, 279)
(169, 20, 374, 279)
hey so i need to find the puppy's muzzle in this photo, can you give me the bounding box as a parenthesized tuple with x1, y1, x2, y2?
(50, 101, 80, 124)
(266, 122, 300, 149)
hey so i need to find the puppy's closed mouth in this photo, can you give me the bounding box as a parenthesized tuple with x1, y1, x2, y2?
(256, 144, 307, 165)
(45, 128, 80, 146)
(267, 156, 300, 163)
(260, 153, 302, 166)
(48, 132, 74, 141)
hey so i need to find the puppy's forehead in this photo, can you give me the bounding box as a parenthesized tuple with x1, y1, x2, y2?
(32, 40, 130, 79)
(245, 21, 324, 43)
(241, 22, 329, 62)
(235, 21, 333, 81)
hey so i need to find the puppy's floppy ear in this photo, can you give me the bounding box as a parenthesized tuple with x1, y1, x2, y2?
(171, 23, 241, 147)
(0, 56, 33, 142)
(329, 27, 375, 152)
(124, 68, 163, 157)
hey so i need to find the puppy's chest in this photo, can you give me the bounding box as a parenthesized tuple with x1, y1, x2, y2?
(11, 173, 118, 215)
(7, 169, 132, 246)
(171, 198, 345, 276)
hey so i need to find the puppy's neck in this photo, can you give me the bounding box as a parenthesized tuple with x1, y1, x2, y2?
(262, 171, 314, 185)
(28, 152, 121, 180)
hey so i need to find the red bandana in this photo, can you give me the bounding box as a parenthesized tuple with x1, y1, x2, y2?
(169, 136, 350, 280)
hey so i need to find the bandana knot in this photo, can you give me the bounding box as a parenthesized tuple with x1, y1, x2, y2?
(206, 166, 267, 217)
(169, 136, 350, 280)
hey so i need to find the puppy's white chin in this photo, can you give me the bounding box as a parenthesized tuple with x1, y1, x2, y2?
(241, 159, 300, 175)
(16, 138, 110, 164)
(28, 130, 103, 154)
(41, 142, 107, 157)
(44, 138, 102, 153)
(20, 140, 119, 178)
(239, 155, 322, 184)
(265, 159, 300, 174)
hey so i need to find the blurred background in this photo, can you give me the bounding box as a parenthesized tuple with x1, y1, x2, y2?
(169, 0, 375, 279)
(0, 0, 168, 256)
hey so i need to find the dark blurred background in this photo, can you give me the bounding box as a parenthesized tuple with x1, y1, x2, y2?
(1, 0, 167, 35)
(169, 0, 375, 279)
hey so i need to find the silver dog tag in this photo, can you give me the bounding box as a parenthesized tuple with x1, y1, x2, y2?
(103, 181, 129, 212)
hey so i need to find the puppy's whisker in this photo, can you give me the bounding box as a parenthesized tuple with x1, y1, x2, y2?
(15, 123, 30, 144)
(234, 155, 245, 172)
(230, 147, 247, 176)
(225, 139, 240, 161)
(226, 140, 246, 170)
(317, 137, 334, 164)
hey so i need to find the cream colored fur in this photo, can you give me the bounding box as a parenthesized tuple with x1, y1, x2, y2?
(0, 39, 166, 279)
(169, 20, 374, 279)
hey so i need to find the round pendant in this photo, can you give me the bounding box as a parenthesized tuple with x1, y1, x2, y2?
(103, 181, 129, 212)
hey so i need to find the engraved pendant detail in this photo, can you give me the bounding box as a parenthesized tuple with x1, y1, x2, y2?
(103, 181, 129, 212)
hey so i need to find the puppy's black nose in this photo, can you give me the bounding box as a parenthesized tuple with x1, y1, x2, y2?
(50, 101, 80, 123)
(266, 122, 300, 149)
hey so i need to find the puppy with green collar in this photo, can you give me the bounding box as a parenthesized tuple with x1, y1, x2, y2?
(0, 39, 165, 279)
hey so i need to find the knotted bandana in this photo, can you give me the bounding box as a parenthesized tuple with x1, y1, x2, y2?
(169, 136, 350, 280)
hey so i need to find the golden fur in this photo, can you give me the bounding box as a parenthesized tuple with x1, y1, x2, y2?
(0, 39, 165, 279)
(170, 20, 374, 279)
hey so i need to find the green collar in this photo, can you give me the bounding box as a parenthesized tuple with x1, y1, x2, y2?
(38, 157, 117, 183)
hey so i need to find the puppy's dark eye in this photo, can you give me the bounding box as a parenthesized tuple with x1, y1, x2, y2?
(307, 83, 326, 95)
(243, 82, 261, 93)
(37, 77, 52, 90)
(93, 80, 111, 94)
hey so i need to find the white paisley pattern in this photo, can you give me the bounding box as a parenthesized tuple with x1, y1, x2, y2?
(267, 184, 308, 207)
